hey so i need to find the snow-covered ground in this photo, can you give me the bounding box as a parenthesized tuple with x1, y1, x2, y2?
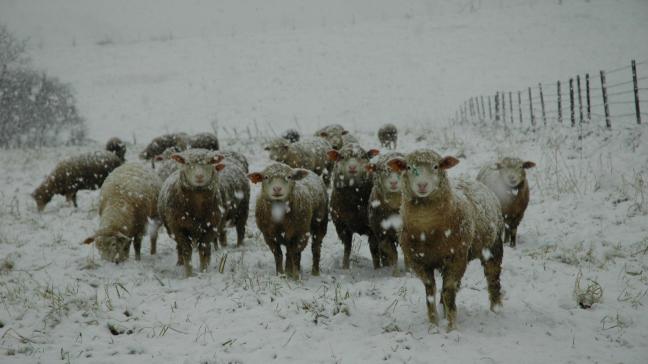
(1, 0, 647, 363)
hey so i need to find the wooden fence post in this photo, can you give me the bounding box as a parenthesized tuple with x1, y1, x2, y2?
(539, 83, 546, 125)
(518, 90, 523, 124)
(509, 91, 514, 123)
(528, 87, 535, 126)
(632, 60, 641, 124)
(557, 80, 562, 123)
(600, 70, 611, 128)
(577, 75, 583, 124)
(488, 95, 492, 120)
(470, 97, 475, 120)
(569, 78, 575, 127)
(475, 96, 481, 121)
(495, 92, 500, 122)
(502, 91, 507, 123)
(586, 73, 591, 121)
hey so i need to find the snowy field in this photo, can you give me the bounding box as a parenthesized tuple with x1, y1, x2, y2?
(1, 0, 648, 363)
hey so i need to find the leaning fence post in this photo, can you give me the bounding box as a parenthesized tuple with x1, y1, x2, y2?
(632, 59, 642, 124)
(600, 70, 611, 128)
(495, 92, 500, 122)
(502, 91, 507, 124)
(470, 98, 475, 121)
(517, 90, 523, 124)
(577, 75, 583, 124)
(586, 73, 591, 121)
(480, 96, 486, 120)
(539, 83, 546, 125)
(557, 81, 562, 123)
(475, 96, 481, 121)
(488, 95, 493, 120)
(528, 87, 535, 126)
(569, 78, 575, 127)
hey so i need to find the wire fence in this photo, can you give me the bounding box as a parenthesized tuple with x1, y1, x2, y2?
(454, 59, 646, 130)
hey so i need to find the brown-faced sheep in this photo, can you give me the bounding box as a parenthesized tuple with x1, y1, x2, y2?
(366, 152, 405, 270)
(477, 157, 535, 247)
(315, 124, 359, 150)
(140, 133, 189, 167)
(282, 129, 301, 143)
(249, 163, 328, 279)
(378, 123, 398, 150)
(105, 137, 126, 161)
(265, 137, 333, 186)
(388, 149, 504, 330)
(157, 149, 226, 277)
(83, 163, 162, 262)
(328, 143, 380, 269)
(32, 151, 124, 211)
(188, 132, 220, 151)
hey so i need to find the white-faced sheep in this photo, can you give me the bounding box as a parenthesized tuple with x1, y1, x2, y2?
(315, 124, 359, 150)
(265, 137, 333, 186)
(366, 152, 405, 270)
(32, 151, 124, 211)
(477, 157, 535, 247)
(387, 149, 504, 330)
(248, 163, 328, 279)
(158, 149, 248, 277)
(378, 123, 398, 150)
(83, 163, 162, 262)
(327, 143, 381, 269)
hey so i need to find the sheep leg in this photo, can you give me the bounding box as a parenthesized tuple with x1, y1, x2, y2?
(284, 249, 294, 278)
(311, 237, 322, 277)
(367, 234, 381, 269)
(340, 229, 353, 270)
(235, 219, 246, 247)
(422, 270, 438, 325)
(198, 241, 211, 273)
(66, 192, 78, 207)
(133, 235, 142, 261)
(482, 241, 504, 310)
(271, 244, 284, 275)
(218, 225, 228, 248)
(175, 236, 193, 277)
(441, 264, 467, 331)
(149, 220, 161, 255)
(285, 246, 300, 280)
(509, 226, 518, 247)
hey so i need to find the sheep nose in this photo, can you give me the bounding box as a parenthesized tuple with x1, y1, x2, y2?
(348, 165, 357, 173)
(390, 181, 398, 187)
(273, 186, 283, 193)
(417, 182, 428, 190)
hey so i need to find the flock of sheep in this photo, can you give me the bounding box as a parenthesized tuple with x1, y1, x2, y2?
(31, 124, 535, 330)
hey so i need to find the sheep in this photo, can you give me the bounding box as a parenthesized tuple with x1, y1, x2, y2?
(219, 150, 249, 173)
(32, 151, 124, 212)
(377, 123, 398, 150)
(82, 163, 162, 262)
(282, 128, 301, 143)
(139, 133, 189, 167)
(188, 132, 220, 151)
(477, 157, 535, 247)
(248, 163, 328, 279)
(157, 149, 229, 277)
(154, 148, 248, 182)
(105, 137, 126, 161)
(213, 157, 250, 249)
(327, 143, 381, 269)
(366, 152, 405, 270)
(387, 149, 504, 330)
(315, 124, 359, 150)
(264, 137, 333, 186)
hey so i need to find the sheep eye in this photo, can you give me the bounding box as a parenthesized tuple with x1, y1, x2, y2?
(434, 165, 438, 170)
(263, 176, 269, 180)
(286, 175, 292, 180)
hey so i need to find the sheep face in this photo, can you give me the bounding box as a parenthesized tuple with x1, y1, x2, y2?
(367, 162, 401, 194)
(328, 144, 380, 184)
(31, 188, 50, 212)
(494, 158, 536, 188)
(171, 150, 224, 189)
(84, 232, 131, 263)
(248, 164, 309, 202)
(388, 150, 459, 199)
(319, 129, 348, 150)
(264, 138, 290, 162)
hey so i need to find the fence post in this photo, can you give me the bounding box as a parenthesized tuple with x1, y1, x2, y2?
(539, 83, 546, 125)
(475, 96, 481, 121)
(632, 60, 641, 124)
(577, 75, 583, 124)
(528, 87, 535, 126)
(600, 71, 611, 128)
(557, 80, 562, 123)
(509, 91, 514, 123)
(495, 92, 500, 122)
(518, 90, 523, 124)
(480, 96, 485, 120)
(502, 91, 507, 124)
(586, 73, 591, 121)
(488, 95, 492, 120)
(569, 78, 575, 127)
(470, 97, 475, 121)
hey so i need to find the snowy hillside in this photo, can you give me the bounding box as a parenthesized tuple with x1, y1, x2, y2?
(1, 0, 647, 363)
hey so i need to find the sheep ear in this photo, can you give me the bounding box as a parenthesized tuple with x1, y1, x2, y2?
(327, 150, 341, 161)
(264, 146, 271, 151)
(214, 163, 226, 172)
(341, 130, 349, 135)
(83, 236, 96, 245)
(319, 132, 329, 138)
(211, 154, 224, 164)
(248, 172, 263, 184)
(367, 149, 380, 158)
(387, 158, 407, 172)
(170, 154, 186, 164)
(522, 161, 536, 169)
(440, 156, 460, 170)
(365, 163, 377, 173)
(291, 169, 309, 181)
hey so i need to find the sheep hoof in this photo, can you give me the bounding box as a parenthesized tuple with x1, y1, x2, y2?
(311, 269, 320, 277)
(490, 302, 503, 313)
